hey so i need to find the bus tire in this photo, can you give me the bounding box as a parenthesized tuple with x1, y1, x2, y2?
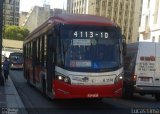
(155, 94, 160, 101)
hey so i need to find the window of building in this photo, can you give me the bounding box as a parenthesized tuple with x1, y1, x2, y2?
(10, 12, 14, 16)
(10, 6, 13, 10)
(16, 2, 19, 6)
(16, 7, 19, 11)
(146, 16, 149, 26)
(108, 2, 111, 6)
(152, 36, 155, 42)
(16, 18, 19, 22)
(148, 0, 150, 8)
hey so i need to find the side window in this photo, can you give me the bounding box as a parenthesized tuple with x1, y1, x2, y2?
(36, 38, 40, 65)
(40, 35, 47, 68)
(40, 36, 44, 66)
(28, 42, 31, 58)
(30, 42, 32, 58)
(23, 45, 26, 59)
(26, 44, 28, 58)
(44, 35, 47, 67)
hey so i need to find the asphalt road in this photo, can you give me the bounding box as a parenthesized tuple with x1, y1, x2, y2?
(9, 70, 160, 114)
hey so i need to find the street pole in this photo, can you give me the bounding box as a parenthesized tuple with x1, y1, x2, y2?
(0, 0, 4, 86)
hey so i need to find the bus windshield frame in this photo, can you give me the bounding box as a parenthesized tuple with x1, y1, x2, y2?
(56, 24, 123, 72)
(9, 53, 23, 64)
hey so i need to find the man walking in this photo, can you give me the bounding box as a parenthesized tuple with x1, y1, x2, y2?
(3, 57, 10, 81)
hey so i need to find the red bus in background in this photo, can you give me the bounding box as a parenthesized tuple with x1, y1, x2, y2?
(23, 14, 124, 99)
(9, 52, 23, 70)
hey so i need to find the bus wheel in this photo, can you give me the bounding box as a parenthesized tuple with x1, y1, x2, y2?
(155, 94, 160, 101)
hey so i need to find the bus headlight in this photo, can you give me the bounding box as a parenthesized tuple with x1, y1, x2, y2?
(58, 76, 63, 80)
(114, 73, 123, 84)
(56, 75, 70, 84)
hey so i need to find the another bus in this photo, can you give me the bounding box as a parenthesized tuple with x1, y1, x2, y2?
(9, 52, 23, 69)
(123, 42, 160, 100)
(23, 14, 125, 99)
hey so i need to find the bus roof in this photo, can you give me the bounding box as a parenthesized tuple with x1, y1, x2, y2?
(25, 14, 118, 40)
(53, 14, 117, 26)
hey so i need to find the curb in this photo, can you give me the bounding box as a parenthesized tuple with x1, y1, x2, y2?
(4, 76, 28, 114)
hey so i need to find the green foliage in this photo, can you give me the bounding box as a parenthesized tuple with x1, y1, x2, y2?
(3, 25, 30, 41)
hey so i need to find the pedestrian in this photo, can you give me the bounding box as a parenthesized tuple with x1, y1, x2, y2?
(3, 57, 10, 81)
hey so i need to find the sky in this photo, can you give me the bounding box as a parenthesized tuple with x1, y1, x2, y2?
(20, 0, 67, 12)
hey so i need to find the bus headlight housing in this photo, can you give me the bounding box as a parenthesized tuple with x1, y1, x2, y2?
(114, 73, 123, 84)
(56, 75, 71, 84)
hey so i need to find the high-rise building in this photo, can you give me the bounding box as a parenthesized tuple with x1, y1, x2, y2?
(19, 12, 28, 27)
(67, 0, 142, 43)
(67, 0, 73, 13)
(3, 0, 20, 26)
(139, 0, 160, 42)
(20, 5, 53, 32)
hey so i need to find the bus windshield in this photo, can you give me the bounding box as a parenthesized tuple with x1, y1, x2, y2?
(59, 25, 122, 72)
(10, 53, 23, 63)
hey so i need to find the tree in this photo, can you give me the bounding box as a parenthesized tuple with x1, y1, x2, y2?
(3, 25, 30, 41)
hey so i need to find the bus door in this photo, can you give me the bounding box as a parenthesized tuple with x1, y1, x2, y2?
(32, 41, 36, 83)
(46, 33, 55, 92)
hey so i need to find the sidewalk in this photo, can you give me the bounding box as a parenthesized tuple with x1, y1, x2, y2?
(0, 76, 28, 114)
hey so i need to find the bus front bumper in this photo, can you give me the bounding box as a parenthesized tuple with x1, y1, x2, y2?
(10, 64, 23, 69)
(53, 80, 123, 99)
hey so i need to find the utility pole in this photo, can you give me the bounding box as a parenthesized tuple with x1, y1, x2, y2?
(0, 0, 4, 86)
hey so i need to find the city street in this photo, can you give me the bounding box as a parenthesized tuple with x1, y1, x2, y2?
(10, 70, 160, 114)
(1, 0, 160, 114)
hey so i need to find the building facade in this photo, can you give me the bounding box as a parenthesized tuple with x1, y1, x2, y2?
(19, 12, 28, 27)
(3, 0, 20, 26)
(67, 0, 142, 43)
(20, 5, 54, 32)
(139, 0, 160, 42)
(20, 5, 65, 32)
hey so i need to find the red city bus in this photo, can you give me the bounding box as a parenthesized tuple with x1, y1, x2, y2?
(9, 52, 23, 70)
(23, 14, 124, 99)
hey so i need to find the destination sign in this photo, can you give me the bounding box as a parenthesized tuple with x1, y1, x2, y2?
(73, 31, 109, 39)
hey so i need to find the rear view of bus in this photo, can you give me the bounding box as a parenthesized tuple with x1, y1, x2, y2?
(9, 52, 23, 70)
(23, 14, 124, 99)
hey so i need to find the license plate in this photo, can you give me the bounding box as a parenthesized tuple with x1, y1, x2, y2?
(87, 94, 99, 98)
(140, 77, 150, 82)
(90, 77, 114, 84)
